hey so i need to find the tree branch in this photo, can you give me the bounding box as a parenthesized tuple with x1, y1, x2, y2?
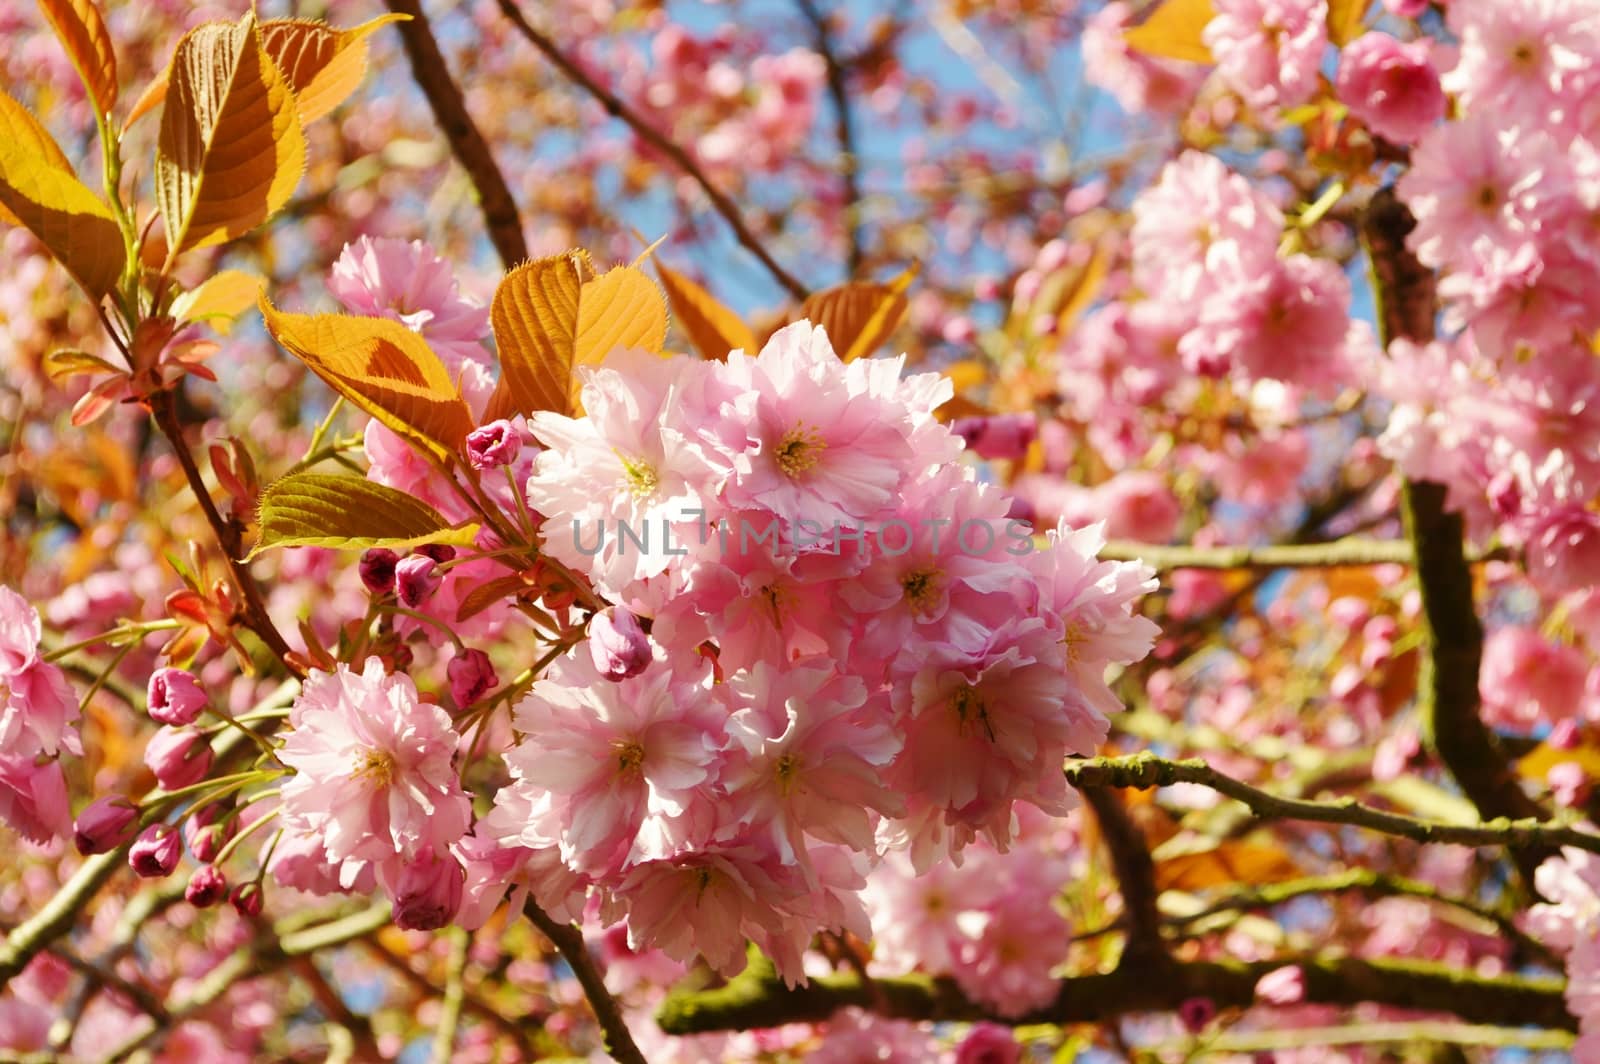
(1098, 536, 1509, 572)
(1077, 787, 1166, 964)
(656, 948, 1572, 1034)
(494, 0, 810, 302)
(1062, 753, 1600, 855)
(522, 900, 646, 1064)
(795, 0, 865, 274)
(383, 0, 529, 270)
(1362, 187, 1551, 888)
(147, 390, 300, 677)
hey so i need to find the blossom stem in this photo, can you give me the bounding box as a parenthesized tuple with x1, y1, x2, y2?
(43, 619, 181, 663)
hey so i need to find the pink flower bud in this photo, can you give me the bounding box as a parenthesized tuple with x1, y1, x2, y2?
(390, 852, 466, 931)
(1178, 997, 1217, 1033)
(231, 881, 265, 917)
(1335, 32, 1444, 146)
(588, 607, 652, 681)
(448, 648, 497, 708)
(74, 796, 139, 856)
(1382, 0, 1429, 15)
(941, 315, 977, 345)
(144, 727, 213, 791)
(950, 413, 1038, 461)
(466, 419, 522, 470)
(417, 544, 457, 564)
(395, 554, 442, 608)
(360, 548, 400, 594)
(954, 1022, 1020, 1064)
(185, 804, 235, 863)
(147, 667, 208, 726)
(185, 865, 228, 908)
(130, 824, 182, 878)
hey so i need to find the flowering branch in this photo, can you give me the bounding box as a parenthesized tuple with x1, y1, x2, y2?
(655, 946, 1572, 1034)
(382, 0, 530, 270)
(1362, 187, 1553, 888)
(493, 0, 811, 301)
(1063, 754, 1600, 855)
(522, 900, 647, 1064)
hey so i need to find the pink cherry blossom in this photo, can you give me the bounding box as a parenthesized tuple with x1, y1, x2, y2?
(1336, 32, 1446, 145)
(277, 658, 471, 881)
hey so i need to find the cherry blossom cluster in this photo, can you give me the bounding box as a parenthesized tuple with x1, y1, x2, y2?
(470, 320, 1157, 982)
(111, 236, 1158, 981)
(1377, 1, 1600, 598)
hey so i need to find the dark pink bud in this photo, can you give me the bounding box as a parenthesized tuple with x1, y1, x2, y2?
(147, 667, 208, 726)
(395, 555, 442, 608)
(359, 548, 400, 594)
(130, 824, 182, 878)
(954, 1022, 1020, 1064)
(74, 796, 139, 856)
(950, 413, 1038, 461)
(185, 865, 228, 908)
(465, 419, 522, 470)
(184, 804, 235, 863)
(144, 727, 213, 791)
(1178, 997, 1217, 1033)
(231, 881, 265, 917)
(417, 543, 457, 564)
(448, 648, 497, 708)
(390, 852, 465, 931)
(588, 607, 652, 681)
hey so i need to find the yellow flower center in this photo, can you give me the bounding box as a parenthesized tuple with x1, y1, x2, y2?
(613, 739, 646, 775)
(774, 753, 803, 796)
(950, 683, 994, 740)
(618, 454, 660, 499)
(900, 568, 942, 614)
(774, 426, 825, 477)
(354, 749, 396, 788)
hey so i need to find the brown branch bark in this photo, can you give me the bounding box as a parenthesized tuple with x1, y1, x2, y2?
(523, 900, 646, 1064)
(1362, 187, 1552, 889)
(148, 390, 300, 677)
(1077, 787, 1166, 965)
(657, 948, 1572, 1034)
(795, 0, 865, 274)
(494, 0, 811, 302)
(384, 0, 529, 270)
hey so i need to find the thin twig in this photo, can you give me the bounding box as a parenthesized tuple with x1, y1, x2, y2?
(795, 0, 865, 273)
(147, 390, 300, 677)
(494, 0, 810, 302)
(383, 0, 529, 269)
(523, 899, 646, 1064)
(1063, 753, 1600, 856)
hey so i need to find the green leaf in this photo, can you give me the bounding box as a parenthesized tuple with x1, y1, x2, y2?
(251, 472, 479, 556)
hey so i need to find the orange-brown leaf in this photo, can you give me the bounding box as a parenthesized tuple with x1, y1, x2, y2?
(0, 90, 124, 297)
(259, 15, 407, 124)
(258, 297, 475, 461)
(798, 264, 918, 362)
(487, 254, 669, 419)
(37, 0, 118, 115)
(155, 13, 306, 259)
(1124, 0, 1216, 64)
(1154, 842, 1303, 892)
(656, 261, 758, 360)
